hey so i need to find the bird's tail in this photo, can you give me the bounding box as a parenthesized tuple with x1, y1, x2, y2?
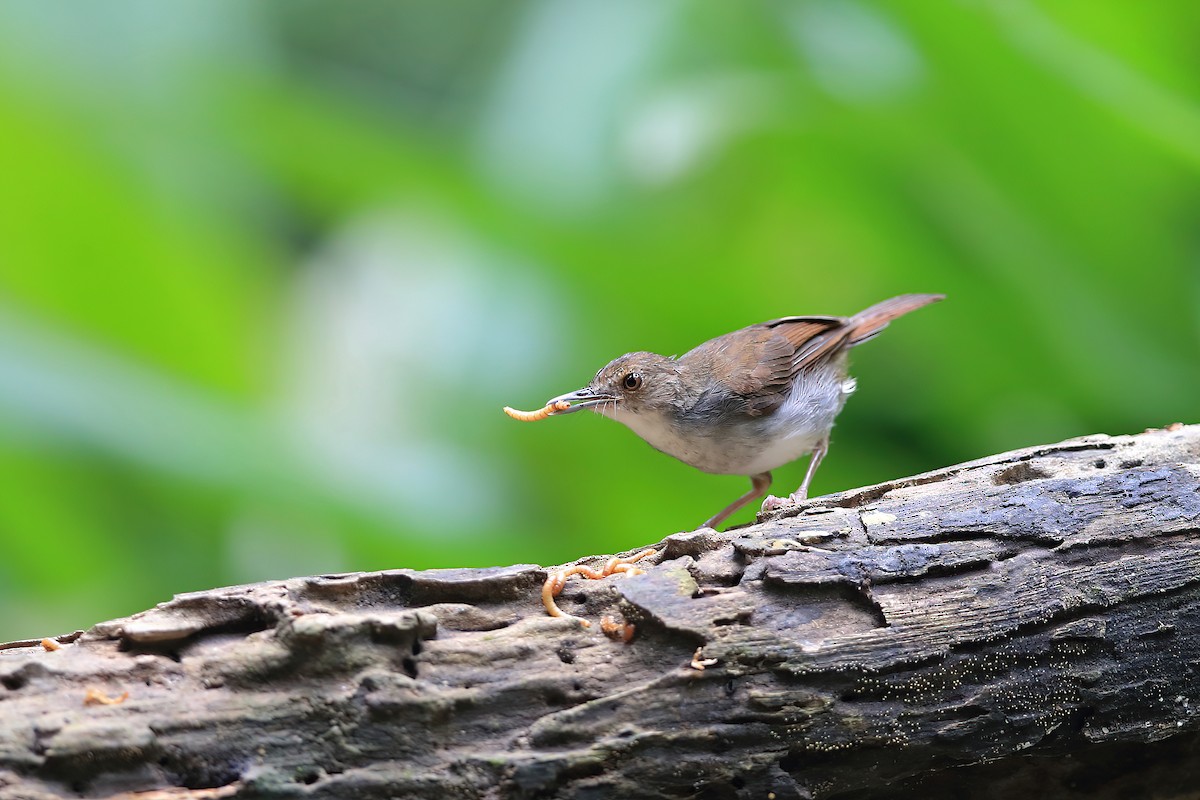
(848, 293, 944, 346)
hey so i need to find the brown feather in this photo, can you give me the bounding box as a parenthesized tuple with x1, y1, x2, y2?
(763, 316, 851, 377)
(847, 293, 944, 344)
(679, 295, 943, 417)
(682, 330, 795, 416)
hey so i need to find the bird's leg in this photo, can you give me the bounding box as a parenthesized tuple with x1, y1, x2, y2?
(761, 437, 829, 512)
(793, 436, 828, 501)
(702, 472, 772, 530)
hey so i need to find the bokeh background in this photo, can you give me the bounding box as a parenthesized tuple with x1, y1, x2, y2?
(0, 0, 1197, 641)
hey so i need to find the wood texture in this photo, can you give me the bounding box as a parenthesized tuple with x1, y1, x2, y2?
(2, 425, 1199, 799)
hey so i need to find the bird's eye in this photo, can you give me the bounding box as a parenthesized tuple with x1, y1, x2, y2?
(623, 372, 643, 391)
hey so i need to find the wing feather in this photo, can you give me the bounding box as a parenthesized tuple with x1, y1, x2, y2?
(680, 295, 941, 418)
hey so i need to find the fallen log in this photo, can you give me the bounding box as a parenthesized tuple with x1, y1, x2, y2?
(2, 424, 1198, 799)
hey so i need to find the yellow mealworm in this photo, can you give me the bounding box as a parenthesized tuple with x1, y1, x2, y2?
(600, 615, 637, 643)
(541, 573, 591, 627)
(84, 688, 130, 706)
(690, 647, 718, 671)
(503, 400, 571, 421)
(540, 549, 658, 626)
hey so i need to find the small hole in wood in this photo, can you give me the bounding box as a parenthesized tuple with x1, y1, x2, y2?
(993, 462, 1051, 485)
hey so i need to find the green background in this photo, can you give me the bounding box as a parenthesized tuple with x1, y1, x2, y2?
(0, 1, 1196, 641)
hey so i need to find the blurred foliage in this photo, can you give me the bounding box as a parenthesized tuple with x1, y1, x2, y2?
(0, 0, 1197, 641)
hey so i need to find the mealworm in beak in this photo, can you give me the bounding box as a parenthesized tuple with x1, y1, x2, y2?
(503, 400, 571, 421)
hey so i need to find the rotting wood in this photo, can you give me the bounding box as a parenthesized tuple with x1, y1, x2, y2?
(1, 425, 1199, 799)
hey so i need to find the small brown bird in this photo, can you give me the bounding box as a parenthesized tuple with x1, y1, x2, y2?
(524, 294, 943, 529)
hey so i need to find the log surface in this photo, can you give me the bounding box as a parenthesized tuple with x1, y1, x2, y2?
(2, 426, 1200, 799)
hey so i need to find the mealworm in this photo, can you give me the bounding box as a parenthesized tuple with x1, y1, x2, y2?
(84, 688, 130, 706)
(541, 549, 658, 625)
(503, 400, 571, 421)
(690, 646, 718, 671)
(541, 572, 591, 627)
(600, 615, 637, 643)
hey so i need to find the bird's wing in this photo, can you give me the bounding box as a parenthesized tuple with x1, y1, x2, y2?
(761, 315, 853, 378)
(692, 317, 845, 416)
(685, 298, 943, 418)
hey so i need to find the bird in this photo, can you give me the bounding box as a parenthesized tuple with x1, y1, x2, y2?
(527, 294, 943, 529)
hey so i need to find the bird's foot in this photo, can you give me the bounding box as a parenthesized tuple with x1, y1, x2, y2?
(760, 494, 791, 513)
(760, 492, 807, 514)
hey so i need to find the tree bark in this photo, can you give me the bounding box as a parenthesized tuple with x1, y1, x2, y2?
(2, 425, 1199, 800)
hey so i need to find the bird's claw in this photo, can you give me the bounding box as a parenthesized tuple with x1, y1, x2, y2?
(760, 494, 793, 513)
(760, 492, 807, 514)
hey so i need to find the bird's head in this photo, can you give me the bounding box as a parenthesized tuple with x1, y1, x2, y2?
(545, 352, 679, 419)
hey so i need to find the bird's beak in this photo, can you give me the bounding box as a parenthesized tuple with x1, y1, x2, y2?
(545, 387, 617, 415)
